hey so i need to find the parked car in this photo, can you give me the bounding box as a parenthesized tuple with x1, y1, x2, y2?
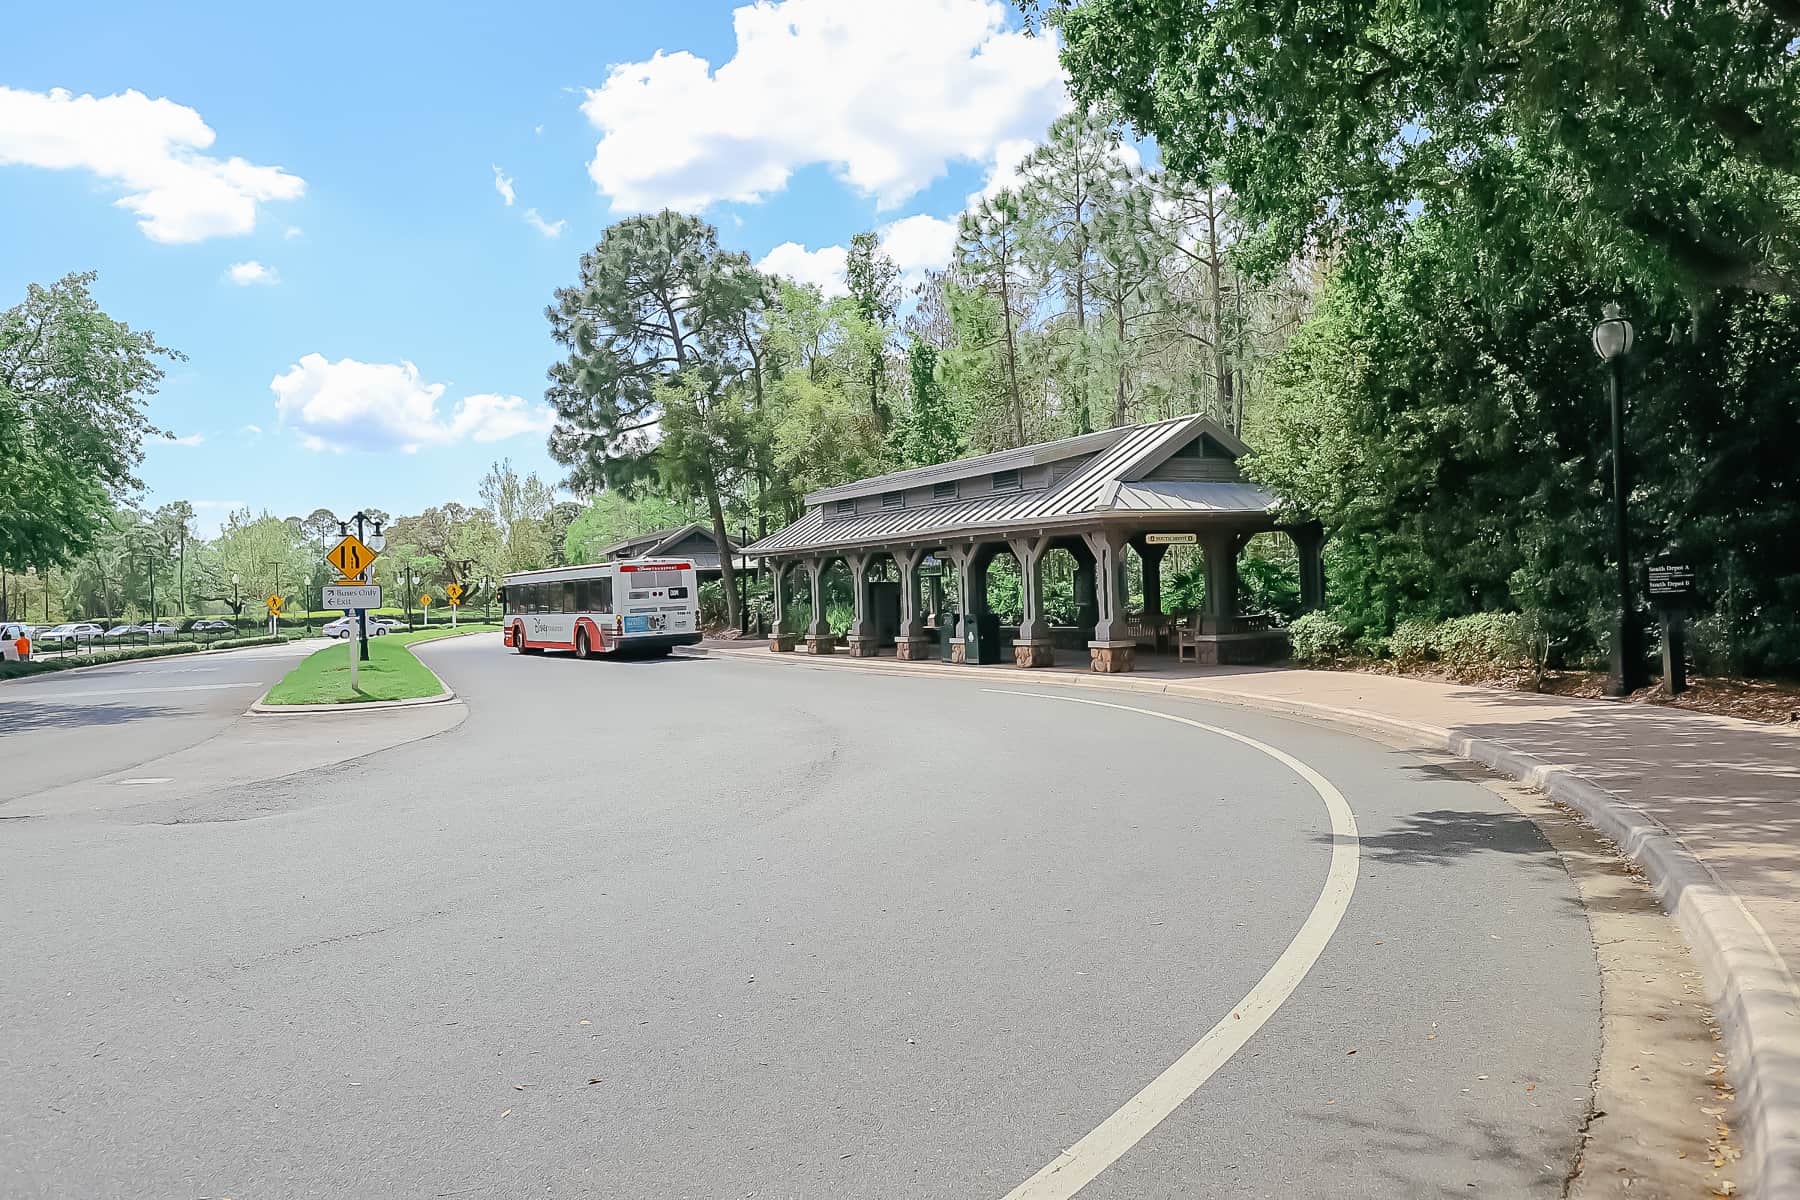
(102, 624, 146, 641)
(62, 623, 107, 643)
(189, 618, 232, 633)
(323, 615, 391, 639)
(1, 622, 31, 661)
(143, 622, 181, 636)
(371, 617, 405, 632)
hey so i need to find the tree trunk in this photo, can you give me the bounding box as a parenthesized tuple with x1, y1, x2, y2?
(700, 460, 740, 631)
(1073, 264, 1090, 435)
(998, 248, 1025, 445)
(1206, 192, 1235, 432)
(1114, 295, 1129, 426)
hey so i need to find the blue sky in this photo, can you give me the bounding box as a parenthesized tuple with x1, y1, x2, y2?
(1, 0, 1068, 531)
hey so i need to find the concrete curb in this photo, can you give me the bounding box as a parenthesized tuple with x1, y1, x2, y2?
(247, 640, 460, 716)
(707, 646, 1800, 1198)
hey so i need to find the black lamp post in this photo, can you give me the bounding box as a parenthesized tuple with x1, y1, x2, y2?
(738, 522, 749, 635)
(339, 512, 386, 662)
(1593, 303, 1648, 695)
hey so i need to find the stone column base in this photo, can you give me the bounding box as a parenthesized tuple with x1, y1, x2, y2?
(951, 642, 968, 664)
(894, 636, 933, 661)
(769, 634, 797, 653)
(804, 635, 836, 655)
(1013, 639, 1055, 668)
(1088, 639, 1137, 673)
(846, 636, 881, 658)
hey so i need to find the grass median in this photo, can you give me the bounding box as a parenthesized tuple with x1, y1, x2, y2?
(263, 636, 445, 705)
(260, 623, 499, 705)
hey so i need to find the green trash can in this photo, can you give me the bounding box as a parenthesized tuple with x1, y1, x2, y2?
(939, 614, 958, 661)
(965, 612, 1002, 664)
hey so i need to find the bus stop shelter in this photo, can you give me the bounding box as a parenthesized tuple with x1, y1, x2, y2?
(741, 414, 1324, 673)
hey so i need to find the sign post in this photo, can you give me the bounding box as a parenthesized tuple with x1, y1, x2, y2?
(1646, 557, 1698, 695)
(266, 594, 284, 637)
(446, 583, 462, 628)
(327, 529, 383, 679)
(323, 584, 383, 690)
(420, 593, 432, 626)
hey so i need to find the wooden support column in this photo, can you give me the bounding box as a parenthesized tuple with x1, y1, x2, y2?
(844, 550, 880, 657)
(945, 544, 992, 664)
(1008, 535, 1054, 667)
(1202, 533, 1241, 635)
(768, 559, 796, 651)
(894, 547, 933, 661)
(1081, 527, 1135, 672)
(804, 556, 834, 654)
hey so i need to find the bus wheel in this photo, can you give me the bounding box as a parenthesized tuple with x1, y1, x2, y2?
(513, 624, 528, 654)
(575, 629, 591, 660)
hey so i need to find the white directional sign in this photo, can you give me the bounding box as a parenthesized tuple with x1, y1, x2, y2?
(323, 584, 383, 609)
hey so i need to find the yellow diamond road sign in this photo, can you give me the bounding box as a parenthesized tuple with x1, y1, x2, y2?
(420, 594, 432, 607)
(445, 583, 463, 601)
(266, 594, 283, 612)
(326, 533, 377, 580)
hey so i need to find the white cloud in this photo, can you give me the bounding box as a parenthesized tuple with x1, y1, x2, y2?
(284, 225, 303, 239)
(879, 214, 959, 284)
(523, 207, 565, 238)
(970, 136, 1037, 204)
(757, 241, 849, 297)
(170, 432, 205, 447)
(225, 260, 279, 286)
(242, 423, 263, 435)
(0, 86, 303, 242)
(492, 164, 515, 206)
(582, 0, 1067, 212)
(268, 353, 555, 454)
(758, 213, 960, 297)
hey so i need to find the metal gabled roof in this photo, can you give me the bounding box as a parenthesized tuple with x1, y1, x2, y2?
(803, 424, 1136, 506)
(745, 414, 1276, 556)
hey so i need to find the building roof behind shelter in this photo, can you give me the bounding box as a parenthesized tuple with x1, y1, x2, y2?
(744, 414, 1279, 557)
(596, 523, 741, 560)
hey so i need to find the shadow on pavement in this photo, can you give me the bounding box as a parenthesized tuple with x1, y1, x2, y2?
(0, 699, 180, 736)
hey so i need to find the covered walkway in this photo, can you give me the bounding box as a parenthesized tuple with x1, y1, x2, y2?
(741, 415, 1324, 673)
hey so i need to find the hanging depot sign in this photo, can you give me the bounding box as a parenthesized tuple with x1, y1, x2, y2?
(1144, 532, 1198, 546)
(1647, 558, 1699, 609)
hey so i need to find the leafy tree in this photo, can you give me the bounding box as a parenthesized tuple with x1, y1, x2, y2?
(894, 339, 964, 468)
(844, 231, 900, 432)
(545, 211, 766, 626)
(0, 272, 177, 572)
(1039, 0, 1800, 303)
(194, 509, 310, 619)
(478, 458, 555, 571)
(1018, 113, 1133, 433)
(956, 192, 1035, 444)
(563, 492, 703, 564)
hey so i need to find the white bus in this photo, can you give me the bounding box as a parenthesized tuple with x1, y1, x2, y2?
(500, 560, 702, 658)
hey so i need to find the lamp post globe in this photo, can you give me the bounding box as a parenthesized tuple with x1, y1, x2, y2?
(1592, 302, 1647, 695)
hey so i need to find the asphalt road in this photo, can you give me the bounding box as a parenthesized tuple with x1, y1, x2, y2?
(0, 638, 321, 804)
(0, 636, 1602, 1198)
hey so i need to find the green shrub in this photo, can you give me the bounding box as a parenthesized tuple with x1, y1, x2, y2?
(1430, 612, 1532, 671)
(1388, 619, 1438, 666)
(1287, 611, 1351, 662)
(0, 642, 200, 679)
(207, 635, 289, 650)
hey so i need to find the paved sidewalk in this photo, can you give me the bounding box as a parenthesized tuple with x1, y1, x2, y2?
(707, 642, 1800, 1195)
